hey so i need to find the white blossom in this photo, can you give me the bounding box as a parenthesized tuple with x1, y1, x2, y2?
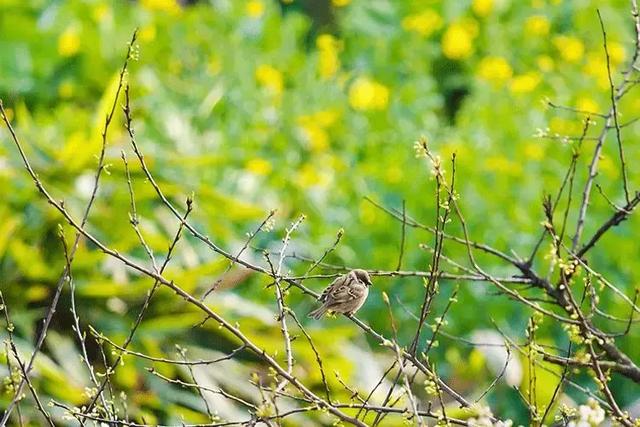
(567, 399, 605, 427)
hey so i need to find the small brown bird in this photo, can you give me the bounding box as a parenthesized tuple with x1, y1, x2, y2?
(308, 269, 373, 319)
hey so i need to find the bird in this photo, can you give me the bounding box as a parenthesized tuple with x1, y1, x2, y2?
(308, 269, 373, 319)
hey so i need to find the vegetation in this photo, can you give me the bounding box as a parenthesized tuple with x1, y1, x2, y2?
(1, 0, 639, 425)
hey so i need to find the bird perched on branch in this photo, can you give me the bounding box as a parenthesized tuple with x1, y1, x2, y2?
(308, 269, 373, 319)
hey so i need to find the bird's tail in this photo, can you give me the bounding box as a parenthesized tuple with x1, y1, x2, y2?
(308, 304, 329, 320)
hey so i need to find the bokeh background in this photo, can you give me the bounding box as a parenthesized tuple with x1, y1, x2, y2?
(1, 0, 639, 424)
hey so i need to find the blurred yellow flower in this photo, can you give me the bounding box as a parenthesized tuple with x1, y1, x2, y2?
(549, 117, 579, 135)
(312, 109, 339, 127)
(442, 23, 475, 60)
(298, 163, 329, 188)
(297, 109, 339, 151)
(510, 72, 541, 93)
(468, 348, 485, 373)
(608, 41, 626, 65)
(25, 285, 49, 302)
(319, 50, 339, 79)
(477, 56, 513, 86)
(140, 0, 181, 14)
(576, 97, 599, 114)
(246, 158, 272, 175)
(58, 81, 75, 98)
(599, 155, 619, 178)
(316, 34, 341, 79)
(140, 25, 157, 42)
(92, 3, 111, 22)
(537, 55, 554, 72)
(316, 34, 339, 51)
(58, 27, 81, 57)
(459, 17, 480, 38)
(524, 142, 545, 160)
(485, 155, 522, 175)
(401, 9, 443, 37)
(255, 65, 283, 95)
(583, 53, 609, 89)
(348, 77, 389, 111)
(246, 0, 265, 18)
(525, 15, 550, 36)
(332, 0, 350, 6)
(300, 123, 329, 151)
(553, 35, 584, 63)
(472, 0, 493, 17)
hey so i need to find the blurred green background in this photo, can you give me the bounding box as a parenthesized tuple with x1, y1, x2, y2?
(1, 0, 639, 424)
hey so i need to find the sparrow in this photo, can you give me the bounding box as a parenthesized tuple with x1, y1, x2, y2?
(308, 269, 373, 319)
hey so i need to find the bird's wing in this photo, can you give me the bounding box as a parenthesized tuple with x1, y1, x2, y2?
(319, 274, 348, 302)
(326, 275, 366, 305)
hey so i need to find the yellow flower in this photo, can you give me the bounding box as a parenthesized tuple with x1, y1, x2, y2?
(58, 27, 81, 57)
(553, 35, 584, 63)
(332, 0, 350, 6)
(583, 53, 609, 89)
(549, 117, 580, 135)
(510, 72, 541, 94)
(524, 142, 545, 160)
(316, 34, 339, 51)
(485, 155, 522, 176)
(319, 49, 339, 79)
(298, 163, 329, 188)
(92, 3, 110, 22)
(525, 15, 550, 36)
(316, 34, 341, 79)
(472, 0, 493, 17)
(246, 158, 272, 175)
(348, 77, 389, 111)
(255, 65, 283, 95)
(312, 109, 339, 127)
(246, 0, 265, 18)
(608, 41, 626, 65)
(297, 110, 340, 151)
(599, 155, 619, 178)
(299, 123, 329, 151)
(576, 97, 599, 114)
(442, 23, 475, 60)
(459, 17, 480, 38)
(537, 55, 554, 72)
(140, 0, 181, 14)
(477, 56, 513, 86)
(140, 25, 157, 42)
(401, 9, 443, 37)
(58, 81, 75, 98)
